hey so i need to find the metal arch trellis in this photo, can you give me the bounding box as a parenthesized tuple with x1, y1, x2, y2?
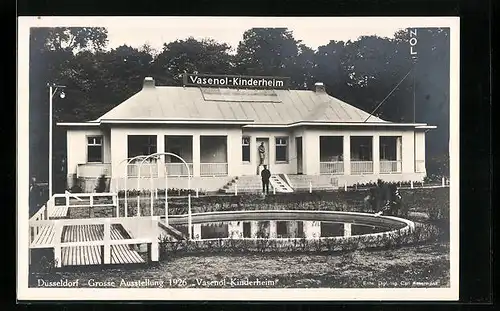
(117, 155, 150, 218)
(137, 152, 193, 240)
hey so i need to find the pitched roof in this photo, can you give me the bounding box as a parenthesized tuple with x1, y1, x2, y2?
(96, 83, 389, 125)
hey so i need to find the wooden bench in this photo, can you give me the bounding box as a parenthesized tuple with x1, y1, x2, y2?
(110, 228, 145, 264)
(48, 206, 70, 219)
(60, 224, 145, 266)
(31, 225, 56, 248)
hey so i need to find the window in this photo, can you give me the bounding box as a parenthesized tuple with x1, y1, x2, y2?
(127, 135, 157, 159)
(243, 222, 251, 238)
(275, 137, 288, 162)
(277, 221, 288, 236)
(358, 144, 372, 161)
(87, 136, 103, 163)
(380, 144, 388, 160)
(242, 136, 250, 162)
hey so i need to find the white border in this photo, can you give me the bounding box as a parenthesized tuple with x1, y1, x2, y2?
(17, 16, 460, 301)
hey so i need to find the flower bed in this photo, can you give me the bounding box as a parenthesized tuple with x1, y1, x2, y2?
(117, 187, 449, 220)
(159, 222, 439, 257)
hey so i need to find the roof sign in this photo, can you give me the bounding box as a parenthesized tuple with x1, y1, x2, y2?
(183, 73, 290, 89)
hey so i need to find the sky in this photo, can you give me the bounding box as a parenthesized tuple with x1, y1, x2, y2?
(103, 18, 405, 53)
(22, 16, 458, 54)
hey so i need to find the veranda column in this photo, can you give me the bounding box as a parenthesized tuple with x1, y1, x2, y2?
(396, 136, 403, 172)
(157, 134, 165, 179)
(250, 221, 259, 238)
(192, 134, 201, 177)
(193, 224, 201, 240)
(269, 221, 277, 238)
(343, 223, 352, 237)
(372, 134, 380, 175)
(343, 135, 351, 175)
(250, 135, 257, 172)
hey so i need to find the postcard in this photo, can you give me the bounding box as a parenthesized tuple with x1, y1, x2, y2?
(17, 16, 459, 301)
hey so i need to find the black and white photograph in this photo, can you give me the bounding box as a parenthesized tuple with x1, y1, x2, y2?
(17, 16, 459, 301)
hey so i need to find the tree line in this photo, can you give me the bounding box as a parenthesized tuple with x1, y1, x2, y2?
(29, 27, 450, 184)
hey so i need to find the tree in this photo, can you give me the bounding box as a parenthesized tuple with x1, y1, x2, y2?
(394, 28, 451, 174)
(313, 40, 350, 99)
(151, 38, 234, 86)
(30, 27, 108, 53)
(235, 28, 311, 89)
(29, 27, 109, 189)
(339, 35, 414, 122)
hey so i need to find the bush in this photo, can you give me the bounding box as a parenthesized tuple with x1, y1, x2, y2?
(118, 188, 207, 197)
(69, 185, 82, 193)
(158, 223, 441, 258)
(95, 174, 107, 193)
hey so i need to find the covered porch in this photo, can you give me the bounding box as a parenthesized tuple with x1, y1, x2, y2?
(122, 134, 228, 178)
(319, 135, 403, 175)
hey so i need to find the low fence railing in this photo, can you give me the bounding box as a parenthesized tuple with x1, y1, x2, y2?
(47, 192, 118, 218)
(29, 192, 118, 224)
(200, 163, 228, 176)
(165, 163, 194, 176)
(320, 161, 344, 175)
(76, 163, 111, 178)
(351, 161, 374, 175)
(29, 216, 159, 267)
(127, 163, 159, 178)
(380, 160, 402, 174)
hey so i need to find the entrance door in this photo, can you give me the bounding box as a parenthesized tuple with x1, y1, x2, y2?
(296, 137, 303, 174)
(256, 137, 269, 165)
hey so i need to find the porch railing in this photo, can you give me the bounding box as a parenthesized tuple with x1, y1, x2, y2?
(415, 160, 426, 173)
(351, 161, 374, 175)
(320, 161, 344, 175)
(76, 163, 111, 178)
(380, 160, 402, 174)
(165, 163, 194, 176)
(127, 163, 159, 178)
(200, 163, 228, 176)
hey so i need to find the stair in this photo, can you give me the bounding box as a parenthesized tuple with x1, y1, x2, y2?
(221, 175, 295, 194)
(269, 175, 293, 193)
(222, 176, 261, 194)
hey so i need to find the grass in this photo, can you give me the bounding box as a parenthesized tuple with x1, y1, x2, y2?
(29, 242, 449, 288)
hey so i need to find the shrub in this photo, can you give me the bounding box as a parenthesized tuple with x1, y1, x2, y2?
(95, 174, 107, 193)
(158, 223, 442, 258)
(118, 188, 207, 198)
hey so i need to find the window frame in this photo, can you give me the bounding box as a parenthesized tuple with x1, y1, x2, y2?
(274, 136, 289, 163)
(86, 135, 103, 163)
(127, 135, 158, 160)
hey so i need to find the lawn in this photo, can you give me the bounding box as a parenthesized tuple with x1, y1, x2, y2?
(31, 187, 450, 288)
(29, 242, 449, 288)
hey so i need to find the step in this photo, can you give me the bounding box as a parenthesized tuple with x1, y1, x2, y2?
(269, 175, 293, 193)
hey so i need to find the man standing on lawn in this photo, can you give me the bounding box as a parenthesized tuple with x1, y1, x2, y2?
(261, 165, 271, 195)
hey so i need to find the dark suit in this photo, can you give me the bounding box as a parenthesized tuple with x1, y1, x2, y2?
(261, 168, 271, 194)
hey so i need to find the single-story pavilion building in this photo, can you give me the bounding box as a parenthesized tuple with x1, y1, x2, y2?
(58, 74, 436, 193)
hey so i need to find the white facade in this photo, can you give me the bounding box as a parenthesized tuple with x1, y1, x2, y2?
(64, 124, 430, 190)
(61, 77, 434, 190)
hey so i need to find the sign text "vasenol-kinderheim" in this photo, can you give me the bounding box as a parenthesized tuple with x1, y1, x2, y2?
(183, 73, 290, 89)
